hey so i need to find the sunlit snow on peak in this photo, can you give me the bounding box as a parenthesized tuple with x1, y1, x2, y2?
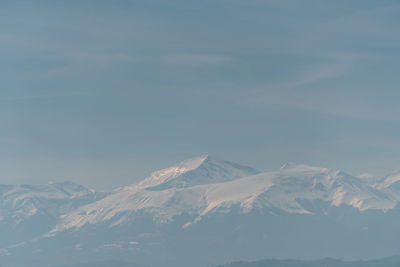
(134, 155, 259, 190)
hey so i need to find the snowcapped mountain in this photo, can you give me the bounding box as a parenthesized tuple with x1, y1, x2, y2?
(1, 182, 94, 222)
(0, 181, 106, 249)
(376, 170, 400, 194)
(51, 155, 260, 232)
(3, 156, 400, 267)
(0, 181, 103, 224)
(136, 155, 260, 190)
(51, 159, 397, 234)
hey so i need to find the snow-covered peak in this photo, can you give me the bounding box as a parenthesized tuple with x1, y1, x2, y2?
(357, 173, 378, 180)
(53, 161, 399, 233)
(352, 174, 381, 189)
(47, 181, 95, 197)
(51, 159, 400, 234)
(280, 162, 329, 174)
(136, 155, 260, 190)
(2, 181, 93, 200)
(378, 171, 400, 189)
(136, 155, 208, 188)
(0, 181, 100, 224)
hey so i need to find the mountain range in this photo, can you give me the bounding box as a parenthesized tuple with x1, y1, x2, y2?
(1, 155, 400, 267)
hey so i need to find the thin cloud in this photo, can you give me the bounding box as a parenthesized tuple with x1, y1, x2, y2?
(0, 90, 91, 102)
(210, 53, 400, 121)
(162, 53, 232, 67)
(241, 52, 400, 122)
(243, 54, 358, 102)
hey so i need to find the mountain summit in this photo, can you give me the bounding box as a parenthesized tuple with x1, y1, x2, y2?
(136, 155, 260, 190)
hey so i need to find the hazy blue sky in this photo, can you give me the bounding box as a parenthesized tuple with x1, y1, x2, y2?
(2, 0, 400, 189)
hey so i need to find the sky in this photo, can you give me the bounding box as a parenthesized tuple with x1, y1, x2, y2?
(2, 0, 400, 189)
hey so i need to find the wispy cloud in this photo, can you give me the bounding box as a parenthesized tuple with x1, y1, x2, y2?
(203, 52, 400, 122)
(262, 55, 355, 92)
(241, 52, 400, 121)
(162, 53, 232, 67)
(321, 3, 400, 36)
(239, 53, 359, 103)
(0, 90, 90, 102)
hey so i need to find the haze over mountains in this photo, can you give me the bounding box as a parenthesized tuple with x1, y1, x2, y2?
(1, 155, 400, 267)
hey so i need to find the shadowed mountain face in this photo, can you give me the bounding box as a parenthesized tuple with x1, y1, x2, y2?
(2, 156, 400, 267)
